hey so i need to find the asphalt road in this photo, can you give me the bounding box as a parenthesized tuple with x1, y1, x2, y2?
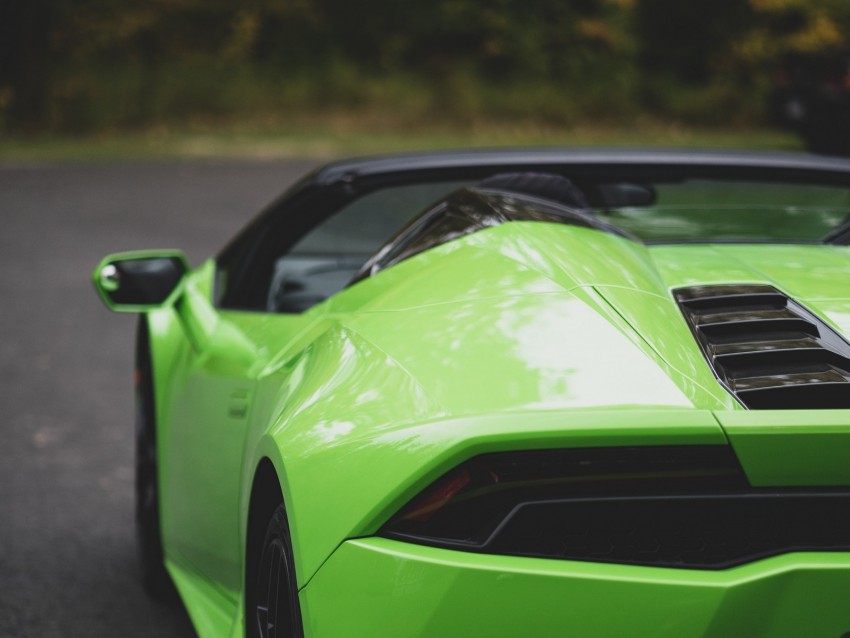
(0, 160, 317, 638)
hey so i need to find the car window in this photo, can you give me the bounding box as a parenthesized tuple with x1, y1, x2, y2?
(268, 180, 469, 312)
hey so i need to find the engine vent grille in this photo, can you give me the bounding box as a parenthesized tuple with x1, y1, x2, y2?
(674, 284, 850, 409)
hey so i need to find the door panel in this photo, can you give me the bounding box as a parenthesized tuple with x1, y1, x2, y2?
(160, 266, 312, 596)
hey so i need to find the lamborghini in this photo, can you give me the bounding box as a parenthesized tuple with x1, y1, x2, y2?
(93, 149, 850, 638)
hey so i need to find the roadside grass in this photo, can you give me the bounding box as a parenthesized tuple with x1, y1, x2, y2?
(0, 116, 805, 163)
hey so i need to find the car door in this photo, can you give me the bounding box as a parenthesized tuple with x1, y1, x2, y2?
(159, 176, 473, 597)
(159, 262, 320, 598)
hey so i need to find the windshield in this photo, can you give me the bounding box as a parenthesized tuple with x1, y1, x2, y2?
(217, 161, 850, 313)
(595, 180, 850, 243)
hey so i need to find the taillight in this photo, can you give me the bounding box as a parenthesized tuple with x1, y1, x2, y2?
(381, 446, 746, 548)
(401, 468, 471, 523)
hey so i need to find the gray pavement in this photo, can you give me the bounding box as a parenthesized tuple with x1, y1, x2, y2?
(0, 160, 317, 637)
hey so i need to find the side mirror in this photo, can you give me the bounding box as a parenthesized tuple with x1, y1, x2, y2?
(93, 251, 189, 312)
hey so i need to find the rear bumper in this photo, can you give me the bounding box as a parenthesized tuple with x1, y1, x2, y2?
(301, 538, 850, 638)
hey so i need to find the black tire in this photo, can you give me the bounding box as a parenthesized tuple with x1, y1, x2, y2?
(135, 318, 174, 600)
(247, 505, 303, 638)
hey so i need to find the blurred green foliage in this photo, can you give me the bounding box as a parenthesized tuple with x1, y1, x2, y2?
(0, 0, 847, 133)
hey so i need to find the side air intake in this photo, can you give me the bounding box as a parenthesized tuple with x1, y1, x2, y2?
(674, 284, 850, 409)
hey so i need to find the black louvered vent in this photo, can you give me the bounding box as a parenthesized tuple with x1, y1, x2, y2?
(674, 284, 850, 409)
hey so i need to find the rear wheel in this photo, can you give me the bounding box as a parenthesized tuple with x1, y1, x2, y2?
(248, 505, 303, 638)
(135, 319, 173, 599)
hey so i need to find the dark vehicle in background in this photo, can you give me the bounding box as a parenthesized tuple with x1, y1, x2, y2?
(771, 50, 850, 155)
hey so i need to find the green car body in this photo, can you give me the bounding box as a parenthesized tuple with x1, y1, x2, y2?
(94, 150, 850, 637)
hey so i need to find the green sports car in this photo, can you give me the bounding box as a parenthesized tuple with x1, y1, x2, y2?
(93, 150, 850, 638)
